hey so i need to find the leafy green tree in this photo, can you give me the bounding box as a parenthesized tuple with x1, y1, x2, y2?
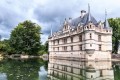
(38, 41, 48, 55)
(108, 18, 120, 53)
(0, 41, 6, 51)
(0, 39, 15, 55)
(9, 20, 41, 55)
(44, 41, 48, 53)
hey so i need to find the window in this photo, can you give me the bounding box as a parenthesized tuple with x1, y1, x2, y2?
(99, 45, 101, 51)
(53, 41, 55, 45)
(79, 34, 82, 42)
(79, 45, 82, 50)
(64, 46, 67, 51)
(71, 37, 73, 43)
(100, 70, 102, 77)
(90, 44, 92, 47)
(98, 35, 101, 41)
(58, 40, 59, 44)
(71, 46, 73, 51)
(87, 26, 89, 29)
(65, 25, 66, 30)
(64, 38, 67, 44)
(53, 48, 55, 51)
(90, 25, 91, 28)
(90, 33, 92, 39)
(91, 75, 93, 78)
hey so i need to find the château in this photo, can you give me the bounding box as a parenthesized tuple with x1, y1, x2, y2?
(48, 5, 112, 61)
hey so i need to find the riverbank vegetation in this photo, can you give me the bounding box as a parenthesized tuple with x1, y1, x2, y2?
(108, 18, 120, 54)
(0, 20, 48, 56)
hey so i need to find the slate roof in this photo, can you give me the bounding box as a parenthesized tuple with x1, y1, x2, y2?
(104, 18, 110, 29)
(49, 7, 111, 38)
(70, 13, 97, 27)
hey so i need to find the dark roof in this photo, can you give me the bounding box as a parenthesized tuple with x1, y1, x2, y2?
(104, 10, 110, 29)
(104, 19, 110, 29)
(81, 10, 86, 13)
(70, 13, 97, 27)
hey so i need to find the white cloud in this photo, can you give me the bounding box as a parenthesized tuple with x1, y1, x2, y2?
(0, 0, 120, 43)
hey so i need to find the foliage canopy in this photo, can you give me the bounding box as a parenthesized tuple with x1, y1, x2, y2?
(9, 20, 41, 55)
(108, 18, 120, 53)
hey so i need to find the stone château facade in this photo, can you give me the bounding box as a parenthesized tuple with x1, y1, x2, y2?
(48, 5, 112, 61)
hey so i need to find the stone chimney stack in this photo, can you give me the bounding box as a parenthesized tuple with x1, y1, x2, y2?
(81, 10, 86, 18)
(68, 17, 72, 23)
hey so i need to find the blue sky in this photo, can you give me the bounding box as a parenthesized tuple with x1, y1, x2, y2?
(0, 0, 120, 43)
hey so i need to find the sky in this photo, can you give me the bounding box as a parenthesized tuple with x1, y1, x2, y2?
(0, 0, 120, 43)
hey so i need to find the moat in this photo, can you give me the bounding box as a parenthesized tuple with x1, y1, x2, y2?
(0, 58, 119, 80)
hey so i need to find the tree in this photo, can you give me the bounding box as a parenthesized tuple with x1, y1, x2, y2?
(0, 40, 14, 55)
(108, 18, 120, 53)
(38, 41, 48, 55)
(9, 20, 41, 55)
(44, 41, 48, 53)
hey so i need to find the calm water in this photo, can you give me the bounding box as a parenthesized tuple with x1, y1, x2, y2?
(48, 59, 120, 80)
(0, 58, 120, 80)
(0, 58, 48, 80)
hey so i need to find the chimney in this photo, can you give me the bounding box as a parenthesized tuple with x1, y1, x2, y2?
(81, 10, 86, 18)
(68, 17, 72, 23)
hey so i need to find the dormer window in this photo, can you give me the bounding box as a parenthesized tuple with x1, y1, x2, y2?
(87, 26, 89, 29)
(90, 25, 91, 28)
(65, 25, 67, 30)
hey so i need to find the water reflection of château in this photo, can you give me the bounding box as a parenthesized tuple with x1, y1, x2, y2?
(48, 59, 114, 80)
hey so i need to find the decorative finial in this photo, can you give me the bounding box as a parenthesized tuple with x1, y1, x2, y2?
(104, 9, 110, 28)
(88, 3, 90, 13)
(64, 18, 67, 25)
(88, 3, 91, 22)
(50, 25, 52, 36)
(105, 9, 107, 20)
